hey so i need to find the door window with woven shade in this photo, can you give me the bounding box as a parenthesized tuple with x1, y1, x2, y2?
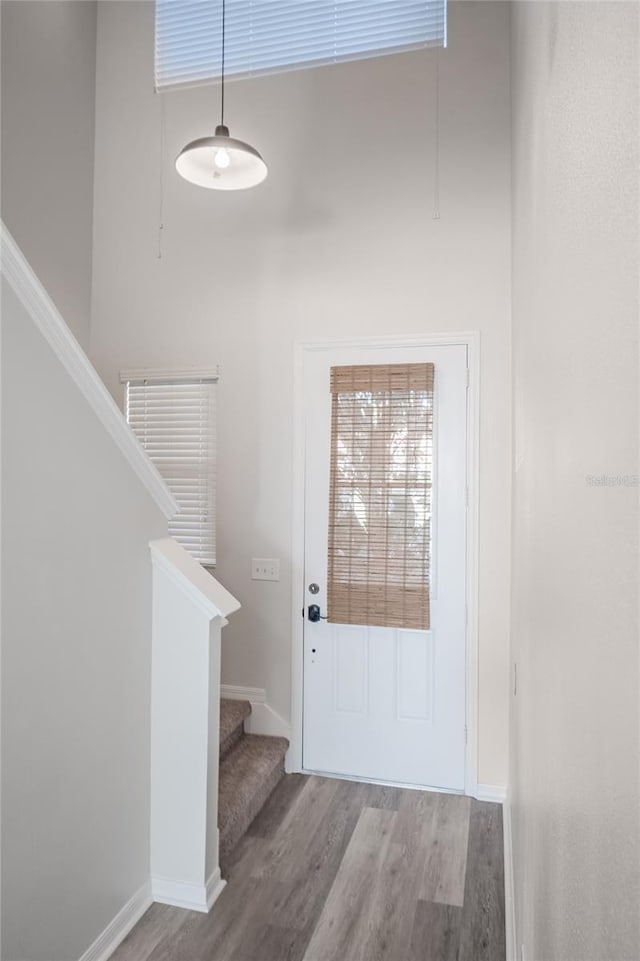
(328, 364, 434, 630)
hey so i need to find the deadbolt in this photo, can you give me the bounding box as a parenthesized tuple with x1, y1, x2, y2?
(308, 582, 320, 595)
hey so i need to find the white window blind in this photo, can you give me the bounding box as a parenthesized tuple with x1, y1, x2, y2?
(155, 1, 446, 91)
(124, 374, 217, 566)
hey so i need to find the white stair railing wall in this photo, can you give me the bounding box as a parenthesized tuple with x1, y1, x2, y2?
(149, 537, 240, 912)
(1, 222, 239, 961)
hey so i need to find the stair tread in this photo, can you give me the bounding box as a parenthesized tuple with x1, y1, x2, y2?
(219, 698, 252, 747)
(219, 734, 289, 834)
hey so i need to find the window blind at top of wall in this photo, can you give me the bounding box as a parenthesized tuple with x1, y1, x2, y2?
(155, 1, 447, 90)
(327, 363, 434, 631)
(125, 377, 217, 566)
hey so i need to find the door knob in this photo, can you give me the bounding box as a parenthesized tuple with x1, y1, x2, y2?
(308, 604, 327, 622)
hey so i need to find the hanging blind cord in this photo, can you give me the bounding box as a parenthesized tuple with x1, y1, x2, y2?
(433, 45, 441, 221)
(157, 92, 165, 259)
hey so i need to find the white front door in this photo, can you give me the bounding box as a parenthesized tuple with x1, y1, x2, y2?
(302, 343, 468, 790)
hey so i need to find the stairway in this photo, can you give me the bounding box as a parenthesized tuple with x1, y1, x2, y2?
(218, 698, 289, 871)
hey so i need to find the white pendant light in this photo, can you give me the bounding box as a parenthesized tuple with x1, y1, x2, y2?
(175, 0, 267, 191)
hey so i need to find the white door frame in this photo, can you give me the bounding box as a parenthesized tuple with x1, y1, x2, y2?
(289, 332, 480, 797)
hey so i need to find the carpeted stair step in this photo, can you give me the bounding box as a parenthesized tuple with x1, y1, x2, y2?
(218, 733, 289, 871)
(219, 698, 252, 761)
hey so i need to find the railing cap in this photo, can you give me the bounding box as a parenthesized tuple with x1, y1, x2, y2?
(150, 538, 240, 621)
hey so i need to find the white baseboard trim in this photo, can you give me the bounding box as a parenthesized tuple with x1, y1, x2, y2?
(221, 684, 291, 741)
(206, 868, 227, 910)
(151, 869, 226, 914)
(221, 683, 265, 703)
(474, 783, 507, 803)
(78, 881, 152, 961)
(503, 791, 517, 961)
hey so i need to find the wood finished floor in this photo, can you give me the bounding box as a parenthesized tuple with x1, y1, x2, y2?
(112, 775, 505, 961)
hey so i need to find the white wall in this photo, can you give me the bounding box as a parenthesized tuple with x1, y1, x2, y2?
(91, 0, 512, 787)
(510, 3, 639, 959)
(1, 279, 166, 960)
(1, 0, 97, 350)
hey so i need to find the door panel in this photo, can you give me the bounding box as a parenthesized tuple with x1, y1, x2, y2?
(335, 627, 368, 715)
(397, 629, 433, 722)
(302, 344, 467, 790)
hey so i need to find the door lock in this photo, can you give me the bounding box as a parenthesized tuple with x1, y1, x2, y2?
(308, 604, 327, 623)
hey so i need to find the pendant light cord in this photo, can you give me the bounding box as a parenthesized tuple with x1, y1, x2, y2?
(220, 0, 226, 126)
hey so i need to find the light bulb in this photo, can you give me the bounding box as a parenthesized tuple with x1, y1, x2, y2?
(214, 147, 231, 170)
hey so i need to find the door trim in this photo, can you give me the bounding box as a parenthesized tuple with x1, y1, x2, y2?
(290, 332, 480, 797)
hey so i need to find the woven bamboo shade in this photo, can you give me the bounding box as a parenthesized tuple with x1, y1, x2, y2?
(327, 363, 434, 630)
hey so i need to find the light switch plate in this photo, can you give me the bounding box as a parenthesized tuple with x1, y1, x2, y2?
(251, 557, 280, 581)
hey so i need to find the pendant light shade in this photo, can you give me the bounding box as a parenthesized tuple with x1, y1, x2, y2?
(176, 125, 267, 191)
(175, 0, 267, 191)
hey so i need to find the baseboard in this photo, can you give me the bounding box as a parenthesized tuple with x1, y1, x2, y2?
(503, 790, 517, 961)
(221, 683, 266, 703)
(221, 684, 291, 740)
(474, 783, 507, 803)
(206, 868, 227, 909)
(78, 880, 152, 961)
(151, 869, 226, 913)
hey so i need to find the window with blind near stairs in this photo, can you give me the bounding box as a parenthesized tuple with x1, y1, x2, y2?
(122, 370, 218, 566)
